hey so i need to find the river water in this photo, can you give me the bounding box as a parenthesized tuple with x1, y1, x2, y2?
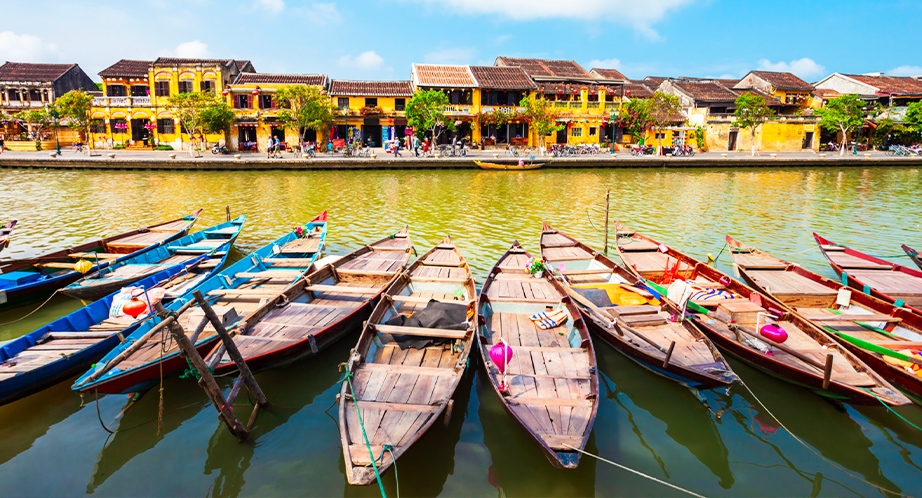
(1, 166, 921, 497)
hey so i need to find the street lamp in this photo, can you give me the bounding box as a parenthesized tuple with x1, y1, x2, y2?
(49, 109, 61, 155)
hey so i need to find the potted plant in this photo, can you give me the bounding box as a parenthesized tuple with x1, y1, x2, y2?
(525, 258, 547, 278)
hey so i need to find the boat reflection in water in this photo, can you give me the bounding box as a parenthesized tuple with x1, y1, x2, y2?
(0, 380, 84, 466)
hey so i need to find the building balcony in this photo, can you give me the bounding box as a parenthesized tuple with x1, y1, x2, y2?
(481, 105, 525, 113)
(442, 105, 474, 116)
(91, 96, 152, 108)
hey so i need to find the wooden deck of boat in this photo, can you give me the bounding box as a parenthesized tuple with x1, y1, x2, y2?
(745, 270, 838, 296)
(844, 270, 922, 305)
(483, 309, 593, 449)
(487, 273, 559, 303)
(617, 237, 692, 276)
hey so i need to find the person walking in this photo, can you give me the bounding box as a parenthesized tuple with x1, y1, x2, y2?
(0, 134, 5, 154)
(267, 135, 273, 159)
(392, 139, 401, 157)
(412, 135, 420, 157)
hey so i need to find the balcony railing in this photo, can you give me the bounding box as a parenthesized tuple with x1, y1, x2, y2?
(554, 101, 569, 108)
(91, 96, 153, 107)
(604, 103, 620, 110)
(569, 102, 583, 109)
(132, 96, 151, 107)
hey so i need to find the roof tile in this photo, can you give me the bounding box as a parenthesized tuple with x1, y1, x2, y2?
(234, 73, 326, 86)
(844, 74, 922, 95)
(469, 66, 536, 90)
(413, 64, 477, 87)
(589, 68, 628, 81)
(330, 80, 413, 96)
(99, 59, 152, 78)
(0, 62, 77, 82)
(746, 71, 812, 91)
(495, 57, 590, 78)
(673, 81, 739, 102)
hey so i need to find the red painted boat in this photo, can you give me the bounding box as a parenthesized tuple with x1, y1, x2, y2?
(814, 233, 922, 316)
(902, 244, 922, 271)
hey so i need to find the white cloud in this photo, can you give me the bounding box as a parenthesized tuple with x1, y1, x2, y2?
(415, 0, 692, 39)
(302, 2, 340, 23)
(337, 50, 385, 70)
(423, 47, 476, 64)
(889, 65, 922, 77)
(0, 31, 62, 61)
(257, 0, 285, 13)
(756, 58, 825, 79)
(173, 40, 211, 58)
(588, 58, 622, 69)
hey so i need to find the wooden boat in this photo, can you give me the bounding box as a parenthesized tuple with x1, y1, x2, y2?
(204, 227, 413, 375)
(477, 241, 599, 468)
(814, 233, 922, 315)
(728, 235, 922, 404)
(0, 210, 202, 310)
(540, 222, 736, 389)
(0, 263, 194, 406)
(474, 160, 546, 170)
(615, 222, 910, 405)
(71, 212, 328, 395)
(339, 236, 475, 486)
(61, 216, 246, 301)
(0, 220, 16, 253)
(903, 244, 922, 271)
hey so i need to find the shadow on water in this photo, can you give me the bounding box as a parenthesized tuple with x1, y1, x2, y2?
(342, 363, 477, 498)
(725, 358, 903, 495)
(476, 363, 597, 497)
(86, 376, 209, 493)
(593, 341, 736, 489)
(0, 378, 84, 466)
(203, 331, 356, 498)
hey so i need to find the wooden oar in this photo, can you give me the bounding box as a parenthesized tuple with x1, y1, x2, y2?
(824, 328, 922, 367)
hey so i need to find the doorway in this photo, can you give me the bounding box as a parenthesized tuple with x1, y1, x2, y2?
(728, 130, 738, 151)
(556, 128, 567, 144)
(363, 124, 382, 147)
(130, 119, 147, 142)
(802, 131, 814, 149)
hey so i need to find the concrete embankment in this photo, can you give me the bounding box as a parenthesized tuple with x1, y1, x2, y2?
(2, 154, 921, 171)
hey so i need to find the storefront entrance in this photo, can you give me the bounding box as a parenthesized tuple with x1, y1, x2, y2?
(130, 119, 149, 143)
(237, 124, 258, 151)
(363, 124, 382, 147)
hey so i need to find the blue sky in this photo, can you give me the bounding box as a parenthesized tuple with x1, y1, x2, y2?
(1, 0, 920, 83)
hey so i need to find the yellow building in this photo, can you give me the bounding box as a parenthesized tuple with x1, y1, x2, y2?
(93, 58, 253, 150)
(733, 70, 813, 114)
(329, 80, 412, 147)
(410, 64, 479, 145)
(226, 72, 327, 152)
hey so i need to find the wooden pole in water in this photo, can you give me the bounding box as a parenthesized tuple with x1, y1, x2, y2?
(822, 354, 834, 390)
(152, 302, 249, 441)
(603, 188, 610, 255)
(226, 205, 231, 222)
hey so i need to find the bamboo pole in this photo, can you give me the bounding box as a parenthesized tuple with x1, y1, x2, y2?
(603, 189, 610, 255)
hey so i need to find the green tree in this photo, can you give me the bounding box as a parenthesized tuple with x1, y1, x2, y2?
(168, 92, 227, 155)
(53, 89, 94, 148)
(13, 108, 52, 150)
(519, 94, 562, 153)
(648, 91, 683, 152)
(616, 98, 652, 144)
(734, 92, 775, 156)
(200, 98, 235, 147)
(275, 85, 339, 148)
(904, 101, 922, 138)
(815, 94, 866, 155)
(406, 89, 454, 145)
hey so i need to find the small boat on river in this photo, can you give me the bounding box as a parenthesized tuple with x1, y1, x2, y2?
(61, 216, 246, 301)
(903, 244, 922, 271)
(0, 220, 16, 253)
(814, 233, 922, 315)
(474, 160, 546, 170)
(72, 212, 328, 395)
(339, 236, 475, 486)
(0, 262, 194, 406)
(540, 222, 737, 389)
(203, 226, 412, 375)
(477, 241, 599, 468)
(615, 222, 910, 406)
(0, 210, 202, 310)
(728, 235, 922, 404)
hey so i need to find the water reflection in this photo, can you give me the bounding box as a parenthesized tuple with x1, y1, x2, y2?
(0, 379, 83, 466)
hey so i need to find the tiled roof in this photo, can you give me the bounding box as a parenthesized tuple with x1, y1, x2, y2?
(99, 59, 152, 78)
(536, 81, 617, 95)
(469, 66, 536, 90)
(747, 71, 812, 91)
(413, 64, 477, 87)
(624, 81, 655, 98)
(812, 88, 841, 99)
(495, 57, 590, 78)
(330, 80, 413, 96)
(0, 62, 76, 82)
(153, 57, 236, 67)
(234, 60, 252, 71)
(674, 81, 739, 102)
(844, 74, 922, 95)
(735, 88, 783, 107)
(590, 68, 628, 81)
(234, 73, 327, 86)
(643, 76, 668, 88)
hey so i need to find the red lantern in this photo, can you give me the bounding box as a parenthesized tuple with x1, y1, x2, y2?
(626, 90, 632, 96)
(572, 89, 578, 94)
(122, 298, 148, 319)
(222, 88, 229, 96)
(557, 89, 563, 95)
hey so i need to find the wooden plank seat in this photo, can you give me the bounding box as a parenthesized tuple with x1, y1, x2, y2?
(820, 245, 845, 252)
(306, 284, 381, 294)
(170, 248, 223, 255)
(41, 332, 118, 340)
(827, 253, 891, 270)
(68, 252, 121, 259)
(618, 240, 659, 251)
(263, 258, 318, 266)
(506, 371, 591, 381)
(732, 254, 789, 269)
(486, 296, 560, 304)
(407, 275, 469, 284)
(804, 313, 901, 323)
(541, 434, 585, 450)
(372, 323, 469, 340)
(561, 269, 615, 276)
(336, 268, 399, 277)
(389, 295, 472, 305)
(419, 260, 464, 267)
(208, 289, 281, 297)
(604, 305, 660, 316)
(344, 400, 440, 413)
(234, 271, 302, 279)
(370, 246, 411, 252)
(354, 363, 456, 376)
(280, 237, 321, 253)
(507, 396, 594, 407)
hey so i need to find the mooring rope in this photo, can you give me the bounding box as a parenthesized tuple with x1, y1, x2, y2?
(0, 289, 61, 326)
(561, 444, 705, 497)
(861, 387, 922, 432)
(737, 379, 904, 497)
(94, 390, 116, 434)
(339, 366, 388, 498)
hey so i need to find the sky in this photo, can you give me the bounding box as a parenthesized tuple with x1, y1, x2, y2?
(1, 0, 920, 83)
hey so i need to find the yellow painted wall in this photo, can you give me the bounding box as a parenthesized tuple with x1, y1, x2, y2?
(705, 120, 819, 152)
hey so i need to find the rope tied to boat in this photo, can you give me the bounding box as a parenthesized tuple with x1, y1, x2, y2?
(0, 289, 62, 326)
(561, 444, 705, 497)
(337, 366, 388, 498)
(861, 387, 922, 432)
(178, 357, 214, 381)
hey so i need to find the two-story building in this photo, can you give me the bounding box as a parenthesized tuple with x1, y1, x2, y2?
(0, 61, 96, 147)
(227, 72, 327, 152)
(469, 65, 535, 146)
(95, 59, 154, 146)
(495, 57, 624, 146)
(329, 80, 413, 147)
(410, 64, 479, 145)
(733, 70, 813, 114)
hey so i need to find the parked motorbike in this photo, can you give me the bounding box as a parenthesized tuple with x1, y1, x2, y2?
(212, 144, 229, 155)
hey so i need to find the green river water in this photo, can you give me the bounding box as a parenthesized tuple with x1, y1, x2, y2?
(1, 166, 921, 497)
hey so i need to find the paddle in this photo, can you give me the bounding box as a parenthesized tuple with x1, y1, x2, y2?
(823, 328, 922, 367)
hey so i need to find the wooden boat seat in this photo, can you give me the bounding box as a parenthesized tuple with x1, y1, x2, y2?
(806, 313, 901, 323)
(41, 332, 117, 340)
(389, 295, 471, 305)
(561, 269, 614, 276)
(605, 305, 659, 316)
(208, 288, 280, 297)
(506, 396, 593, 407)
(69, 252, 121, 260)
(307, 284, 380, 294)
(336, 268, 398, 277)
(279, 237, 321, 254)
(827, 253, 891, 270)
(618, 240, 659, 251)
(487, 296, 559, 304)
(354, 363, 456, 376)
(541, 434, 585, 450)
(820, 245, 845, 252)
(263, 257, 318, 266)
(408, 275, 468, 284)
(373, 323, 469, 340)
(235, 271, 302, 279)
(733, 253, 788, 269)
(419, 260, 464, 268)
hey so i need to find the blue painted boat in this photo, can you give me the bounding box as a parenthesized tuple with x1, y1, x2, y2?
(61, 216, 246, 302)
(73, 211, 328, 395)
(0, 263, 194, 407)
(0, 210, 202, 311)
